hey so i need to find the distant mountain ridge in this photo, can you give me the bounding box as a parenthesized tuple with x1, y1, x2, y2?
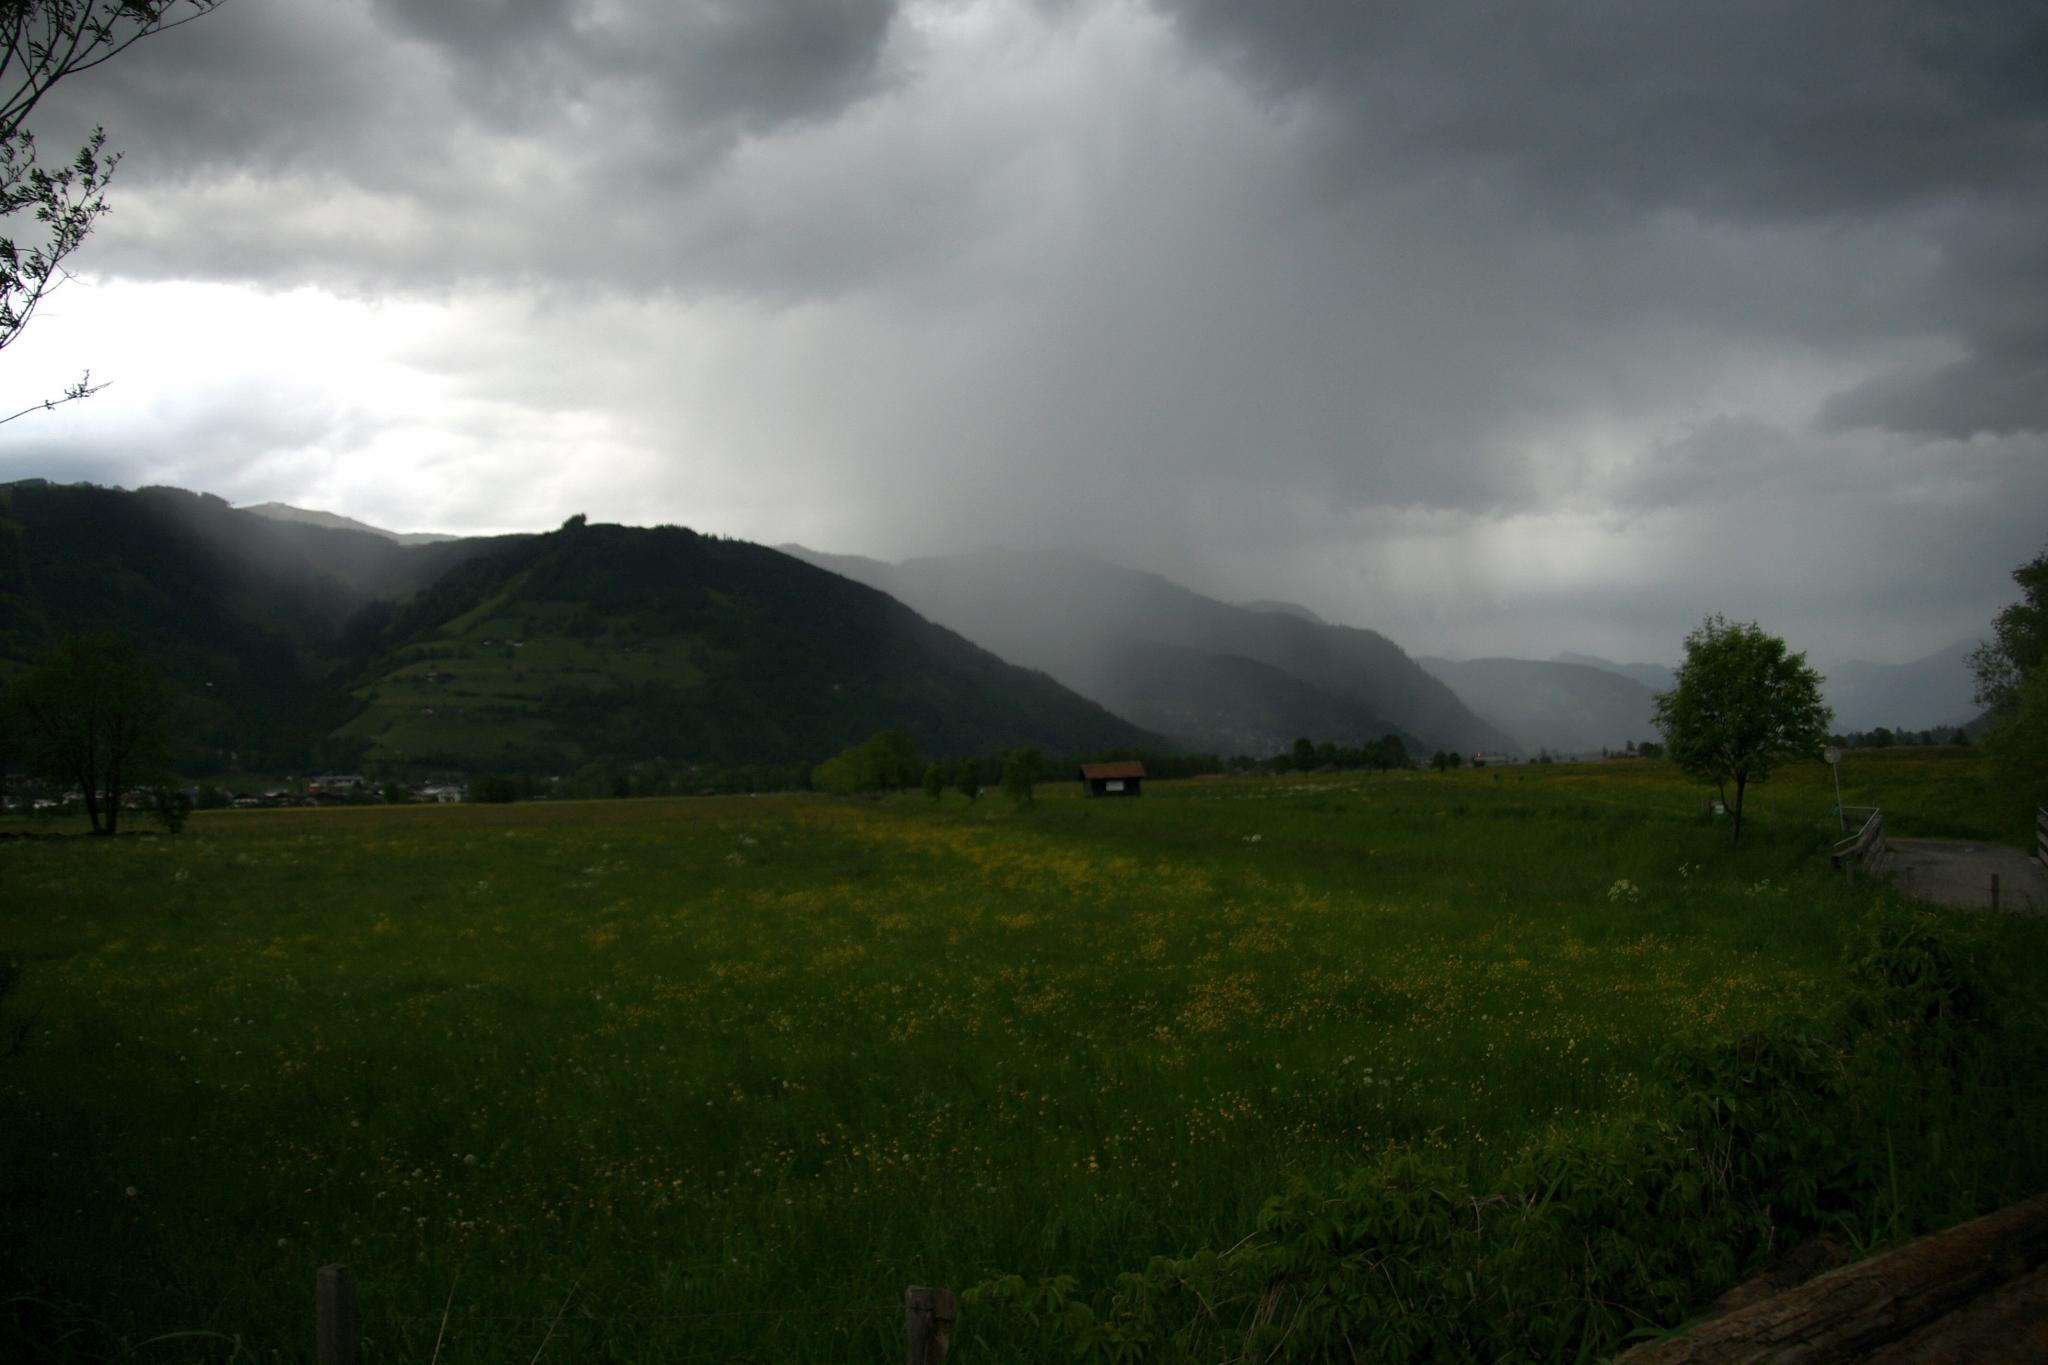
(241, 501, 460, 545)
(1816, 640, 1979, 732)
(1553, 652, 1677, 695)
(1419, 656, 1661, 756)
(1, 482, 1159, 775)
(1557, 644, 1979, 734)
(0, 481, 510, 770)
(337, 523, 1159, 773)
(780, 544, 1513, 758)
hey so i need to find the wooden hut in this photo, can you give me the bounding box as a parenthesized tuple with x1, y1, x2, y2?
(1078, 760, 1146, 797)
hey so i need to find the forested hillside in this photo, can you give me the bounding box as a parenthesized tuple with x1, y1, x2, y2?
(336, 520, 1159, 773)
(0, 483, 1157, 777)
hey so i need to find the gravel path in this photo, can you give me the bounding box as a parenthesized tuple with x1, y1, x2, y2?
(1884, 838, 2048, 913)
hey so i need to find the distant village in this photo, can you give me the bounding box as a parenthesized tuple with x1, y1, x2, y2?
(6, 773, 468, 815)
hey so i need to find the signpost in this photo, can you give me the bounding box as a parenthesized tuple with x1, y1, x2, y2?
(1825, 746, 1844, 833)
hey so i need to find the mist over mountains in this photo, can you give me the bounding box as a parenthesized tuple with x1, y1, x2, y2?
(0, 482, 1154, 776)
(779, 545, 1512, 759)
(1550, 646, 1981, 741)
(1416, 657, 1662, 757)
(2, 482, 1990, 776)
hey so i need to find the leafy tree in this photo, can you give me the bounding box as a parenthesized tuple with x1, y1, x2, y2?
(813, 730, 921, 795)
(1291, 736, 1316, 771)
(1969, 549, 2046, 715)
(1001, 747, 1044, 808)
(149, 783, 190, 832)
(12, 633, 171, 834)
(1982, 664, 2048, 829)
(2, 2, 226, 422)
(921, 761, 944, 801)
(1974, 549, 2048, 827)
(1653, 615, 1830, 847)
(955, 759, 980, 803)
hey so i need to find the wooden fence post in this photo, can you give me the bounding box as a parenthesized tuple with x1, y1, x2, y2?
(316, 1264, 358, 1365)
(905, 1285, 957, 1365)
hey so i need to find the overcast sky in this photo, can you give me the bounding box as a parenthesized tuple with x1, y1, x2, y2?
(1, 0, 2042, 665)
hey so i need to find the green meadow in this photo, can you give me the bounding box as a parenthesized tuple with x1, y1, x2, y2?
(3, 750, 2044, 1361)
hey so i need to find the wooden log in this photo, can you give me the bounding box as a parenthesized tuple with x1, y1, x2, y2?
(316, 1265, 357, 1365)
(905, 1285, 957, 1365)
(1862, 1261, 2048, 1362)
(1614, 1195, 2048, 1363)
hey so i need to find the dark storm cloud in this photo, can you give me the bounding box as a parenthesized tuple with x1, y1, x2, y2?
(370, 0, 899, 128)
(1155, 0, 2048, 437)
(1158, 0, 2048, 219)
(3, 0, 2041, 666)
(29, 0, 909, 292)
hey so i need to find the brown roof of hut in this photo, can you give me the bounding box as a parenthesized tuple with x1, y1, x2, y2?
(1078, 761, 1147, 780)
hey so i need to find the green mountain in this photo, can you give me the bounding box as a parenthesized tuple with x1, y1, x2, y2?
(780, 545, 1514, 757)
(336, 521, 1158, 772)
(1097, 640, 1423, 758)
(0, 482, 1157, 777)
(0, 480, 506, 771)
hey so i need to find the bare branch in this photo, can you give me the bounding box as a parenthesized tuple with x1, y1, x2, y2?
(0, 364, 104, 424)
(0, 2, 226, 422)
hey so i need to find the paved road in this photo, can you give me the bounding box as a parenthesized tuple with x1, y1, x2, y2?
(1884, 838, 2048, 913)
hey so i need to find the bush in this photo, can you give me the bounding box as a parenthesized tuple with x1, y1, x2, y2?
(469, 774, 520, 804)
(963, 908, 2032, 1363)
(150, 785, 193, 834)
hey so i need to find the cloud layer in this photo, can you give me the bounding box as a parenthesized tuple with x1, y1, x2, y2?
(1, 0, 2042, 664)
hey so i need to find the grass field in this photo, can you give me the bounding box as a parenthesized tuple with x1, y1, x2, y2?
(2, 750, 2043, 1361)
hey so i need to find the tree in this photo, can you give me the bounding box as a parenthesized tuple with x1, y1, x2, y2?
(955, 759, 980, 803)
(1975, 549, 2048, 827)
(813, 730, 921, 795)
(921, 761, 944, 802)
(1982, 663, 2048, 829)
(0, 677, 20, 812)
(12, 633, 171, 834)
(1653, 615, 1830, 847)
(1969, 548, 2046, 715)
(1001, 747, 1044, 808)
(2, 2, 224, 422)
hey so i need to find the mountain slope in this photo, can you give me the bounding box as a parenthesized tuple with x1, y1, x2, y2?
(781, 545, 1514, 756)
(1418, 657, 1661, 756)
(241, 501, 459, 545)
(0, 481, 505, 770)
(339, 524, 1161, 773)
(1095, 640, 1421, 758)
(1557, 642, 1980, 734)
(1554, 652, 1677, 694)
(1820, 641, 1979, 732)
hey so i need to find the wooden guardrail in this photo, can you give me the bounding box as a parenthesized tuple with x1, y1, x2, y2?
(1614, 1194, 2048, 1362)
(1831, 806, 1885, 880)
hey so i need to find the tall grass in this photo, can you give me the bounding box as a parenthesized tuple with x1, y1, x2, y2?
(1, 750, 2040, 1361)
